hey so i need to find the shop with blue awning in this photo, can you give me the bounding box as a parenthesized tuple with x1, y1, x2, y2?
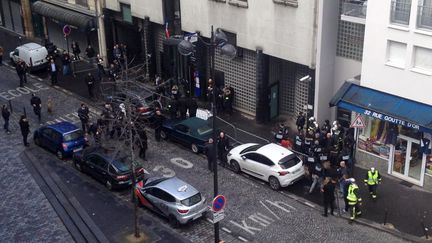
(330, 81, 432, 187)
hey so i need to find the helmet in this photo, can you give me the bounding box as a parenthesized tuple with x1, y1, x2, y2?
(371, 167, 375, 172)
(349, 178, 356, 183)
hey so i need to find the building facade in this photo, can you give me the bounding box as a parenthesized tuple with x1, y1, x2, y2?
(331, 0, 432, 189)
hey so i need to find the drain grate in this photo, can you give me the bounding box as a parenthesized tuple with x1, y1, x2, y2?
(399, 180, 414, 187)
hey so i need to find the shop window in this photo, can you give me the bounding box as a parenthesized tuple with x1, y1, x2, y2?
(273, 0, 298, 7)
(75, 0, 88, 8)
(229, 0, 248, 8)
(386, 40, 407, 68)
(357, 114, 422, 159)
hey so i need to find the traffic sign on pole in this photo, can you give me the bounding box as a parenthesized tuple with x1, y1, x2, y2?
(63, 25, 71, 36)
(350, 114, 366, 128)
(212, 195, 226, 212)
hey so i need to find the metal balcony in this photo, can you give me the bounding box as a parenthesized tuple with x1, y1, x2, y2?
(417, 4, 432, 30)
(341, 1, 367, 24)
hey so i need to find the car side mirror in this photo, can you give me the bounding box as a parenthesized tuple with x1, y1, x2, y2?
(241, 155, 246, 160)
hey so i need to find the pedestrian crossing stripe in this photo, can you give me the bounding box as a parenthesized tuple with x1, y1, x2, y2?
(350, 114, 366, 128)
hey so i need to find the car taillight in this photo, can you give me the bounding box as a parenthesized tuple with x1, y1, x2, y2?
(278, 171, 290, 176)
(137, 107, 148, 112)
(62, 143, 68, 150)
(136, 168, 144, 174)
(29, 57, 33, 67)
(177, 209, 189, 214)
(116, 175, 129, 180)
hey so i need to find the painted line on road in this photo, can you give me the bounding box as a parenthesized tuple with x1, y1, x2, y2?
(304, 201, 316, 208)
(37, 78, 43, 81)
(206, 218, 213, 224)
(222, 227, 232, 233)
(238, 236, 249, 242)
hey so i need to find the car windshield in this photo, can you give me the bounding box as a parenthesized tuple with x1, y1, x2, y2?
(181, 193, 202, 206)
(63, 130, 83, 141)
(240, 144, 262, 154)
(111, 157, 131, 172)
(197, 126, 212, 136)
(279, 154, 301, 169)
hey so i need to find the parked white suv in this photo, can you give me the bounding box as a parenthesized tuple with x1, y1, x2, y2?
(10, 43, 48, 71)
(227, 143, 304, 190)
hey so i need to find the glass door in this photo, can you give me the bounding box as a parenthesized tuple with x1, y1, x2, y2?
(392, 135, 425, 186)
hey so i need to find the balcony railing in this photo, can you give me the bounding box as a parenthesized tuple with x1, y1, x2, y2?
(390, 0, 411, 25)
(417, 4, 432, 30)
(342, 1, 367, 19)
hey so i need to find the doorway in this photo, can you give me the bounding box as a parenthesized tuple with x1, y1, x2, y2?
(391, 135, 426, 186)
(269, 82, 279, 119)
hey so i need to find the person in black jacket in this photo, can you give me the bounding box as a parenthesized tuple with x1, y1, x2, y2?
(19, 115, 30, 146)
(71, 41, 81, 60)
(188, 97, 198, 118)
(135, 128, 148, 160)
(16, 60, 27, 87)
(178, 96, 187, 120)
(2, 104, 10, 133)
(85, 45, 95, 59)
(321, 177, 336, 217)
(84, 73, 95, 98)
(153, 110, 165, 142)
(30, 94, 42, 123)
(205, 138, 216, 172)
(217, 131, 230, 166)
(77, 103, 90, 133)
(48, 59, 59, 85)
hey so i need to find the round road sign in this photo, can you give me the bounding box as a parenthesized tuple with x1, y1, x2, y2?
(63, 25, 71, 36)
(212, 195, 226, 212)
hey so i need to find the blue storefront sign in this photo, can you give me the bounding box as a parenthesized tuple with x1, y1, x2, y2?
(339, 102, 430, 133)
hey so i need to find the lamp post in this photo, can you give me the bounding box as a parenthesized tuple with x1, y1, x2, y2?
(178, 26, 236, 243)
(299, 75, 313, 130)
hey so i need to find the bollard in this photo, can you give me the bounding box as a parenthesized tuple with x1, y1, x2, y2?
(421, 220, 429, 239)
(383, 208, 388, 225)
(8, 100, 12, 113)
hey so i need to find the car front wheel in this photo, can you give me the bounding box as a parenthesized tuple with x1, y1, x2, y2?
(230, 160, 241, 173)
(268, 176, 281, 190)
(105, 180, 113, 191)
(56, 150, 64, 160)
(160, 130, 167, 140)
(74, 161, 82, 172)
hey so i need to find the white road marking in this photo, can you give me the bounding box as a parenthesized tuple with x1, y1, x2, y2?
(238, 236, 249, 242)
(222, 227, 231, 233)
(304, 201, 316, 208)
(170, 157, 193, 169)
(152, 165, 175, 178)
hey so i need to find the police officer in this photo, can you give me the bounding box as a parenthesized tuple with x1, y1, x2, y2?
(223, 86, 232, 115)
(78, 103, 90, 133)
(205, 138, 216, 172)
(346, 178, 362, 221)
(188, 97, 198, 118)
(217, 131, 230, 166)
(168, 98, 178, 119)
(364, 167, 381, 199)
(30, 94, 42, 123)
(85, 72, 95, 98)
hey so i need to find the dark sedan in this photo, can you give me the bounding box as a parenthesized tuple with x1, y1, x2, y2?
(73, 146, 146, 190)
(160, 117, 213, 153)
(106, 91, 157, 119)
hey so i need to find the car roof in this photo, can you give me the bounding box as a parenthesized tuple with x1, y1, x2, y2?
(178, 117, 210, 128)
(153, 177, 199, 200)
(256, 143, 294, 162)
(47, 122, 80, 134)
(21, 43, 44, 51)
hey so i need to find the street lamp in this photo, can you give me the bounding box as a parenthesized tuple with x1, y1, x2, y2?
(299, 75, 313, 130)
(178, 26, 236, 243)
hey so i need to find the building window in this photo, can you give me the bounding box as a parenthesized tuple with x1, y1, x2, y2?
(412, 46, 432, 74)
(121, 4, 132, 23)
(336, 20, 365, 61)
(228, 0, 248, 8)
(390, 0, 412, 25)
(209, 0, 227, 2)
(417, 0, 432, 30)
(273, 0, 298, 8)
(386, 40, 407, 68)
(75, 0, 88, 8)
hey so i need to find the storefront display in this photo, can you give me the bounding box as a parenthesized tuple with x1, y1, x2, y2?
(357, 115, 391, 159)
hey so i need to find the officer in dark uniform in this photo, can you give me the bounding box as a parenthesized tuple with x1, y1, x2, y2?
(85, 73, 95, 98)
(168, 98, 178, 119)
(188, 97, 198, 118)
(154, 110, 165, 142)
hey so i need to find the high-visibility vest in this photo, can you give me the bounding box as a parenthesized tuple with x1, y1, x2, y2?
(366, 170, 379, 185)
(346, 184, 359, 205)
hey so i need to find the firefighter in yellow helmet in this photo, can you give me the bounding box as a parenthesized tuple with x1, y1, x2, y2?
(346, 178, 362, 221)
(364, 167, 381, 199)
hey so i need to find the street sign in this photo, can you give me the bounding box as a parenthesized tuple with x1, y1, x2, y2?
(350, 114, 366, 128)
(210, 210, 225, 224)
(212, 195, 226, 212)
(63, 25, 71, 36)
